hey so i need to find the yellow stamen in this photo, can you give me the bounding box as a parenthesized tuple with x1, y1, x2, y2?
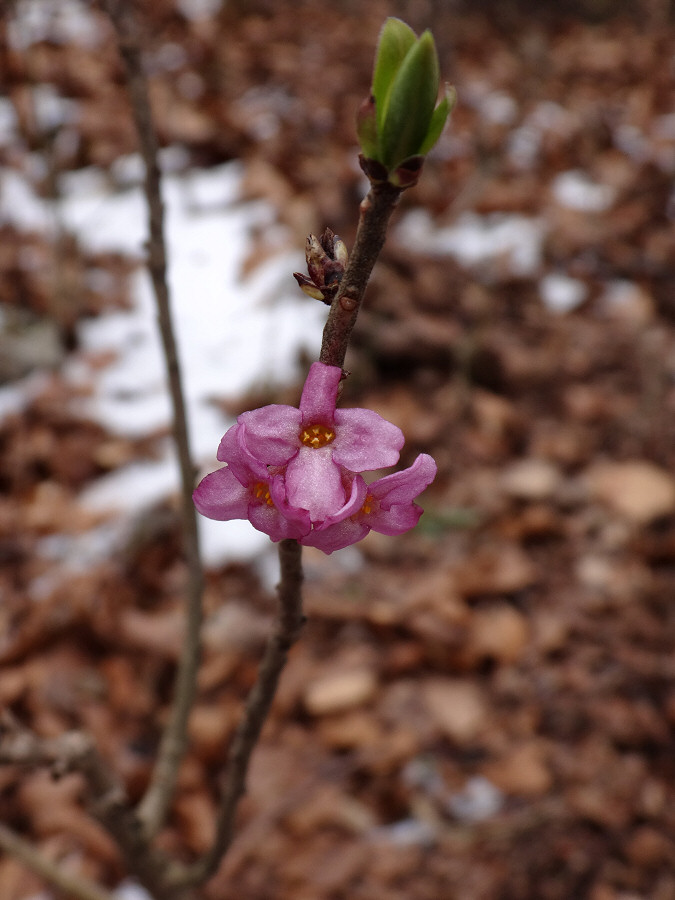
(253, 482, 274, 506)
(299, 423, 336, 449)
(361, 496, 373, 516)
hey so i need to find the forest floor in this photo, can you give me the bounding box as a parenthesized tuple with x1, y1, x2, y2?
(1, 1, 675, 898)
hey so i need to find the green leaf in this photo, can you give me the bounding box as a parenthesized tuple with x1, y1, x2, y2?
(372, 17, 417, 134)
(378, 29, 440, 169)
(356, 94, 379, 160)
(419, 85, 455, 156)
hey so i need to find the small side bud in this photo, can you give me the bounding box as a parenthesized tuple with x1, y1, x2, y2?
(293, 272, 328, 303)
(306, 233, 329, 286)
(332, 234, 349, 267)
(293, 229, 349, 305)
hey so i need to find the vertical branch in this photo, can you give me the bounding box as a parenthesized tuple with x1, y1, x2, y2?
(320, 179, 401, 368)
(171, 539, 305, 888)
(171, 172, 403, 891)
(172, 175, 404, 890)
(101, 0, 204, 839)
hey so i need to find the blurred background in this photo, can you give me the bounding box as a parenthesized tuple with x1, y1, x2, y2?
(1, 0, 675, 897)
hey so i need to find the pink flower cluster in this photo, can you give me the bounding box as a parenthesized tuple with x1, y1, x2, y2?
(193, 363, 436, 554)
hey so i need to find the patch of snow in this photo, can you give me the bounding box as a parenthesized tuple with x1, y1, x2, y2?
(506, 101, 573, 170)
(551, 170, 615, 213)
(79, 446, 180, 515)
(613, 123, 650, 163)
(58, 177, 149, 255)
(395, 209, 544, 277)
(232, 86, 298, 142)
(74, 443, 269, 567)
(368, 817, 437, 847)
(198, 514, 270, 568)
(114, 881, 155, 900)
(480, 91, 518, 126)
(3, 154, 329, 567)
(36, 520, 130, 573)
(447, 776, 504, 823)
(612, 116, 675, 174)
(0, 168, 54, 232)
(528, 101, 573, 132)
(0, 99, 18, 147)
(149, 42, 188, 74)
(0, 371, 51, 424)
(7, 0, 103, 50)
(539, 273, 588, 313)
(110, 153, 146, 188)
(506, 124, 542, 170)
(58, 164, 325, 455)
(31, 84, 80, 132)
(460, 81, 518, 126)
(176, 0, 224, 20)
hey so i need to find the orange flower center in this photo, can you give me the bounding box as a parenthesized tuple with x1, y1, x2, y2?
(253, 482, 274, 506)
(360, 495, 374, 516)
(299, 423, 336, 449)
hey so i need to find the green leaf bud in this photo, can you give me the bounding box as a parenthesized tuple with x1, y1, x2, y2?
(372, 18, 417, 136)
(358, 18, 453, 187)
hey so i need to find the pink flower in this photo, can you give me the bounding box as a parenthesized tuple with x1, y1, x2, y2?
(193, 426, 310, 542)
(236, 363, 404, 520)
(193, 363, 436, 553)
(301, 453, 437, 554)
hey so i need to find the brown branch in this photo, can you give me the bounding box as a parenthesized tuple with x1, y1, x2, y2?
(0, 824, 115, 900)
(170, 538, 305, 888)
(170, 175, 404, 889)
(0, 726, 192, 900)
(320, 178, 402, 368)
(100, 0, 205, 841)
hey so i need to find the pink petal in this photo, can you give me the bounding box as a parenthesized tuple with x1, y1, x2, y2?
(301, 477, 369, 553)
(268, 476, 312, 530)
(367, 501, 424, 536)
(332, 408, 404, 471)
(285, 446, 345, 521)
(301, 518, 370, 554)
(248, 500, 310, 542)
(369, 454, 437, 506)
(315, 474, 368, 527)
(217, 422, 267, 482)
(299, 362, 341, 425)
(239, 404, 302, 466)
(193, 467, 249, 521)
(216, 422, 239, 463)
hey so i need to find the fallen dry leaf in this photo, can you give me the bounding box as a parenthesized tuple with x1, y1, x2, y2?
(304, 668, 378, 716)
(421, 678, 490, 745)
(586, 460, 675, 524)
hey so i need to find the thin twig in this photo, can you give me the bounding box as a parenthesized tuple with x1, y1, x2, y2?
(320, 178, 402, 368)
(170, 538, 305, 888)
(0, 824, 115, 900)
(101, 0, 205, 840)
